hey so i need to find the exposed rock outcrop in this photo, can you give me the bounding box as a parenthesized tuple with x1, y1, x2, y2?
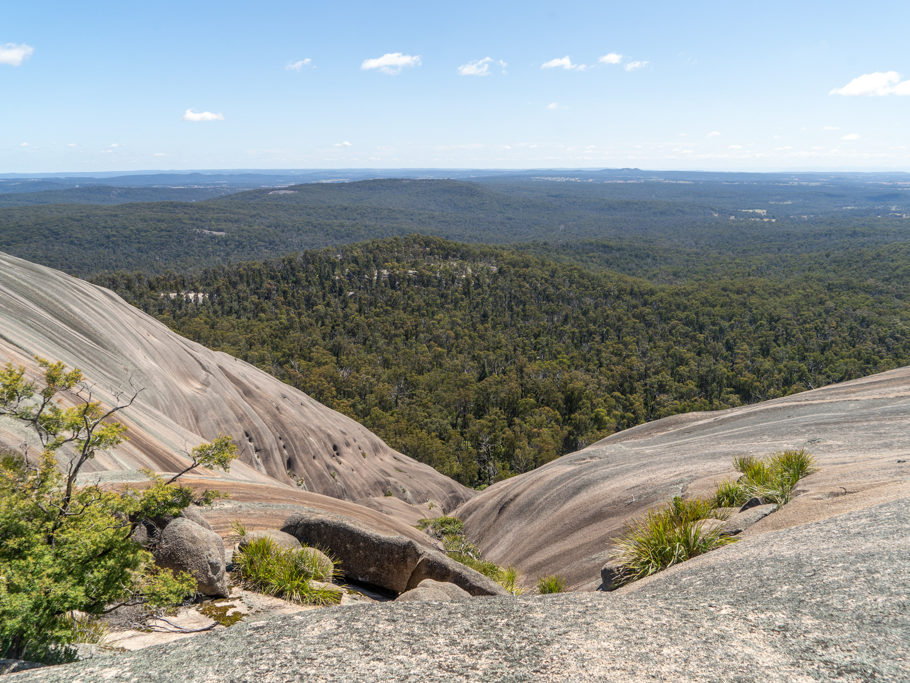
(457, 366, 910, 588)
(282, 509, 508, 596)
(396, 579, 471, 602)
(16, 498, 909, 681)
(154, 518, 227, 597)
(0, 251, 471, 510)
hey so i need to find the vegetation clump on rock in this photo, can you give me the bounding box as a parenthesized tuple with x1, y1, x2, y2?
(232, 528, 341, 606)
(417, 516, 522, 594)
(0, 358, 237, 663)
(610, 451, 816, 587)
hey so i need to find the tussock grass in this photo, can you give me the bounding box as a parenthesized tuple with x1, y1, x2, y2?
(612, 505, 735, 584)
(536, 575, 566, 594)
(722, 449, 816, 506)
(233, 537, 341, 606)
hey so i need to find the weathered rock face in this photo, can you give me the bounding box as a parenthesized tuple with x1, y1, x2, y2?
(18, 498, 909, 682)
(282, 509, 508, 596)
(457, 366, 910, 588)
(154, 518, 227, 597)
(396, 579, 471, 602)
(722, 503, 778, 535)
(0, 251, 472, 510)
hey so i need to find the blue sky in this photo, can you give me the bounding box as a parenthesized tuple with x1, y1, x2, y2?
(3, 1, 910, 172)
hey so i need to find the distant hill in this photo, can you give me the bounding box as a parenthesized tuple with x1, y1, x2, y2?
(4, 173, 910, 277)
(0, 185, 232, 206)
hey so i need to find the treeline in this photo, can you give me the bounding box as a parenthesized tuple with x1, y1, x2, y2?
(96, 235, 910, 487)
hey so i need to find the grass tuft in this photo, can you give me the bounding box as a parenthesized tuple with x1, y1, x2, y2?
(233, 537, 342, 606)
(536, 575, 566, 594)
(612, 507, 735, 584)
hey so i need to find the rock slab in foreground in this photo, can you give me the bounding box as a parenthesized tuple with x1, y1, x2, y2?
(722, 503, 778, 535)
(282, 509, 507, 596)
(16, 498, 909, 682)
(154, 518, 227, 597)
(396, 579, 471, 602)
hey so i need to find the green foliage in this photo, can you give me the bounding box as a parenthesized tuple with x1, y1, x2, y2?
(536, 575, 566, 594)
(0, 358, 233, 662)
(137, 565, 196, 610)
(717, 449, 817, 507)
(98, 235, 910, 487)
(612, 503, 736, 585)
(417, 516, 465, 539)
(665, 496, 715, 526)
(198, 601, 244, 627)
(711, 480, 748, 508)
(233, 537, 341, 605)
(418, 515, 523, 594)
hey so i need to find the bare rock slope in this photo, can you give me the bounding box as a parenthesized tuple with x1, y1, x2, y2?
(0, 251, 470, 510)
(457, 366, 910, 588)
(13, 497, 908, 681)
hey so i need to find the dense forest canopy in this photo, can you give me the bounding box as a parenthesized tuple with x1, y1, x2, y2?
(96, 235, 910, 487)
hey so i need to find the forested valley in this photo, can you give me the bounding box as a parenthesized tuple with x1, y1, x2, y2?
(96, 234, 910, 486)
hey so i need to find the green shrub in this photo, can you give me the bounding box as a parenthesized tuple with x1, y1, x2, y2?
(0, 358, 235, 662)
(612, 502, 735, 585)
(233, 537, 341, 605)
(417, 516, 465, 539)
(711, 479, 748, 508)
(715, 449, 816, 508)
(536, 575, 566, 594)
(417, 516, 523, 594)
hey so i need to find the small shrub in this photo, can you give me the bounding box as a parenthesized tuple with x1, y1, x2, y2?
(233, 537, 341, 606)
(715, 449, 816, 507)
(612, 504, 735, 584)
(770, 449, 816, 483)
(417, 516, 465, 539)
(536, 575, 566, 594)
(711, 479, 748, 508)
(666, 496, 715, 525)
(417, 516, 522, 594)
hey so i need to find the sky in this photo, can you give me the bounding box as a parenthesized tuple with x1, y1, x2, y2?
(3, 0, 910, 173)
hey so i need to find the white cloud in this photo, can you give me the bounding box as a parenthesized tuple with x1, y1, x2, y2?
(728, 144, 743, 150)
(707, 130, 721, 137)
(361, 52, 421, 75)
(546, 102, 560, 110)
(19, 142, 28, 147)
(624, 60, 648, 72)
(153, 152, 166, 157)
(182, 109, 224, 122)
(842, 133, 861, 141)
(333, 141, 352, 147)
(457, 57, 507, 76)
(541, 56, 586, 71)
(822, 125, 840, 131)
(599, 52, 622, 65)
(286, 58, 312, 71)
(0, 43, 34, 66)
(67, 143, 77, 147)
(829, 71, 910, 96)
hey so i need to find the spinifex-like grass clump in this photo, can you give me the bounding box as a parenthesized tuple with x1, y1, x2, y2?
(612, 498, 734, 584)
(536, 575, 567, 594)
(233, 536, 341, 606)
(418, 516, 524, 595)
